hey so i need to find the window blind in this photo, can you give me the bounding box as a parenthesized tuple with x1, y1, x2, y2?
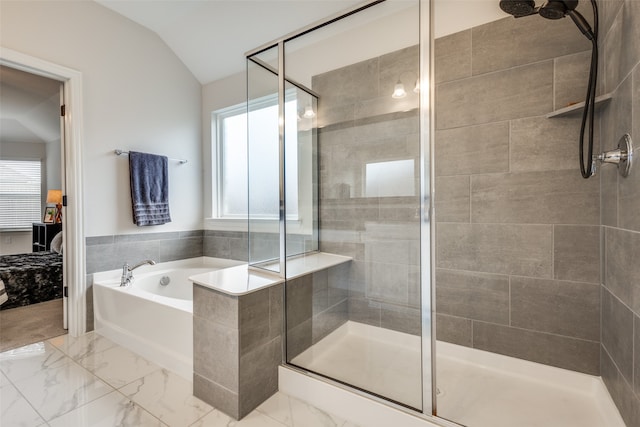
(0, 160, 42, 230)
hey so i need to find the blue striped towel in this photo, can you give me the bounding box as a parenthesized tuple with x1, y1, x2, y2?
(129, 151, 171, 226)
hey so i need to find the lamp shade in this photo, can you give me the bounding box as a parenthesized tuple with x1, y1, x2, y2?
(46, 189, 62, 205)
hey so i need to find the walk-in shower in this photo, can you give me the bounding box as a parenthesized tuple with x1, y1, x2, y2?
(244, 0, 627, 426)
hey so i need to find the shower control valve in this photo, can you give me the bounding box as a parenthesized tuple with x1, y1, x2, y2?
(592, 134, 633, 178)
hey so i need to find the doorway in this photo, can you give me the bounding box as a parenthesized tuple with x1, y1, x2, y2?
(0, 47, 86, 340)
(0, 65, 66, 351)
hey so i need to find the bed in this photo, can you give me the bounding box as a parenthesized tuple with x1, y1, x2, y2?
(0, 251, 63, 310)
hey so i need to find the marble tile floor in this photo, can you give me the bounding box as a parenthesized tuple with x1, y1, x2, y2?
(0, 332, 360, 427)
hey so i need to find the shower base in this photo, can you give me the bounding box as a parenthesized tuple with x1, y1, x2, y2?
(287, 321, 624, 427)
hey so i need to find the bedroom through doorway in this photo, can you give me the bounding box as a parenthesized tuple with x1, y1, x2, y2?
(0, 65, 67, 352)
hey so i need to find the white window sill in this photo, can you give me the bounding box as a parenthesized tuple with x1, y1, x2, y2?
(204, 217, 306, 233)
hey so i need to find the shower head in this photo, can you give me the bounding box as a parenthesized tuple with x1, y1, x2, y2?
(499, 0, 594, 40)
(538, 0, 579, 19)
(499, 0, 537, 17)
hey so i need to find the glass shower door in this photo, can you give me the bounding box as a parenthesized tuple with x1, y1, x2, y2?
(247, 46, 282, 274)
(280, 0, 426, 411)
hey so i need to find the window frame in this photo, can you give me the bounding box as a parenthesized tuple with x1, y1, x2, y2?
(0, 158, 43, 232)
(210, 92, 303, 225)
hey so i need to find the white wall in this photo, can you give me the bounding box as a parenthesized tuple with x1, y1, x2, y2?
(201, 72, 246, 222)
(1, 0, 203, 237)
(46, 139, 62, 191)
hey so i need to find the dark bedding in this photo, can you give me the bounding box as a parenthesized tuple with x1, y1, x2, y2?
(0, 251, 63, 310)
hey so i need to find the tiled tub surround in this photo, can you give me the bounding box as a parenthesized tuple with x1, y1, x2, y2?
(434, 13, 602, 375)
(85, 230, 205, 331)
(192, 252, 352, 420)
(599, 1, 640, 425)
(193, 282, 284, 420)
(92, 257, 243, 380)
(313, 45, 422, 338)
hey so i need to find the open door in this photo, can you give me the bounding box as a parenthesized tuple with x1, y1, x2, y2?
(59, 86, 68, 330)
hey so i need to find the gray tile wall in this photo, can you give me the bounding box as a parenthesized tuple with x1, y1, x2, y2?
(286, 265, 349, 360)
(599, 1, 640, 424)
(193, 283, 283, 420)
(313, 46, 422, 337)
(435, 13, 602, 375)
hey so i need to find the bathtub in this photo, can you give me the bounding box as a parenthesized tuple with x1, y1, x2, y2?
(93, 257, 244, 380)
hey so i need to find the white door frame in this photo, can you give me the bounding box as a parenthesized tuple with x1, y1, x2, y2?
(1, 47, 86, 336)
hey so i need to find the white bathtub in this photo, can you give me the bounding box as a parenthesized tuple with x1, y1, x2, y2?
(93, 257, 244, 380)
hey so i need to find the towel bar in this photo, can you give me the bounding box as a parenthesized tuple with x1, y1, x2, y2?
(114, 149, 187, 164)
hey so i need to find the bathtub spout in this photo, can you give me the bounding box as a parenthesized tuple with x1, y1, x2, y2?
(120, 259, 156, 286)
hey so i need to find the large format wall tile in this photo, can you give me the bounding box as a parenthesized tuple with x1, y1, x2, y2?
(604, 0, 640, 95)
(601, 346, 640, 427)
(193, 316, 239, 392)
(510, 276, 600, 341)
(509, 116, 584, 172)
(435, 269, 509, 325)
(634, 65, 640, 156)
(312, 57, 379, 109)
(605, 227, 640, 313)
(471, 14, 589, 76)
(553, 225, 600, 284)
(635, 314, 640, 397)
(380, 303, 420, 336)
(601, 286, 634, 383)
(436, 223, 553, 278)
(554, 50, 592, 110)
(435, 176, 470, 223)
(86, 230, 204, 273)
(473, 321, 600, 375)
(435, 122, 509, 176)
(436, 314, 472, 347)
(434, 30, 471, 84)
(436, 61, 553, 129)
(618, 84, 640, 232)
(471, 170, 599, 225)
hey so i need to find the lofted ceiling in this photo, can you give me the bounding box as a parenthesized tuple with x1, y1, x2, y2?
(0, 65, 61, 145)
(95, 0, 364, 84)
(95, 0, 505, 85)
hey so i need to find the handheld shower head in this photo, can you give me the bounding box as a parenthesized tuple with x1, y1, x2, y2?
(538, 0, 579, 19)
(499, 0, 537, 17)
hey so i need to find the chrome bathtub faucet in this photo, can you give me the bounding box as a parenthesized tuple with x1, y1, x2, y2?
(120, 259, 156, 287)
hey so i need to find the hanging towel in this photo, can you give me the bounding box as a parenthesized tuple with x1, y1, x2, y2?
(129, 151, 171, 226)
(0, 279, 7, 306)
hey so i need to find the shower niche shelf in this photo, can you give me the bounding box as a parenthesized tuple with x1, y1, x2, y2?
(546, 92, 613, 118)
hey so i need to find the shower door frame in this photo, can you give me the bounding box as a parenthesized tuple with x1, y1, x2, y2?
(245, 0, 439, 421)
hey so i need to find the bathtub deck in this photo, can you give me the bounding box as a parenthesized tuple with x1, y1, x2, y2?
(290, 321, 624, 427)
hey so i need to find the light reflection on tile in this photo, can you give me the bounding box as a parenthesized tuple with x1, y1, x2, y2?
(1, 379, 47, 427)
(2, 337, 361, 427)
(77, 345, 160, 389)
(49, 332, 117, 361)
(48, 391, 166, 427)
(0, 341, 69, 383)
(11, 361, 112, 421)
(190, 408, 287, 426)
(257, 392, 347, 427)
(119, 368, 213, 426)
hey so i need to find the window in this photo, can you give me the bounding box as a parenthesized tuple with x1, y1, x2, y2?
(212, 94, 300, 219)
(0, 160, 42, 230)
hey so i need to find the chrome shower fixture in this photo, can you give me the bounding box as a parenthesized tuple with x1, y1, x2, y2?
(592, 134, 634, 177)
